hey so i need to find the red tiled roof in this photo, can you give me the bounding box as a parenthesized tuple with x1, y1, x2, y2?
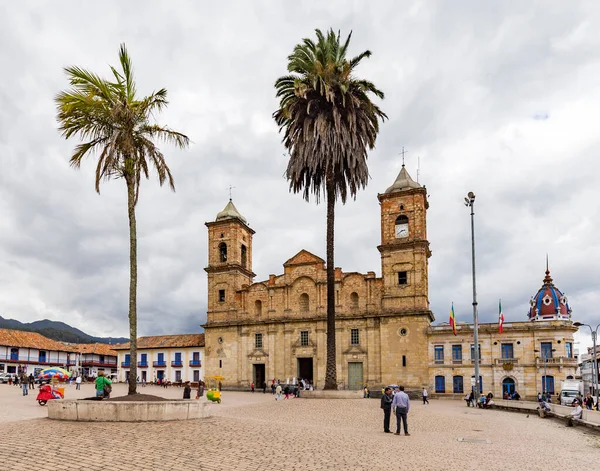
(112, 334, 204, 350)
(0, 329, 78, 352)
(75, 343, 118, 357)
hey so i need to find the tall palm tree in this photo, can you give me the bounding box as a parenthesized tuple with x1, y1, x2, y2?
(55, 44, 189, 395)
(273, 29, 386, 389)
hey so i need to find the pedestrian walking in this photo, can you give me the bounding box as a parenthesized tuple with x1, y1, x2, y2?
(422, 387, 429, 404)
(380, 387, 393, 433)
(275, 384, 282, 400)
(392, 385, 410, 436)
(262, 381, 267, 394)
(250, 381, 255, 393)
(76, 375, 82, 390)
(21, 373, 28, 396)
(28, 374, 35, 390)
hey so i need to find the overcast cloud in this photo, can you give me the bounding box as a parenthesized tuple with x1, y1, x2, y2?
(1, 1, 599, 352)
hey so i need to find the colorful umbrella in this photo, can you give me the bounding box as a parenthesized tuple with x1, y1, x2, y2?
(38, 367, 71, 380)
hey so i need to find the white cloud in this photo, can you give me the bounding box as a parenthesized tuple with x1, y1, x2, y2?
(0, 1, 599, 350)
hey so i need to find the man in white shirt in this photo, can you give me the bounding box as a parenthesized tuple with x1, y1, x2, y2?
(422, 387, 429, 405)
(75, 375, 82, 390)
(391, 385, 411, 436)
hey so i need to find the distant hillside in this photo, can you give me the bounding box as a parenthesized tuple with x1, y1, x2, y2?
(0, 316, 128, 344)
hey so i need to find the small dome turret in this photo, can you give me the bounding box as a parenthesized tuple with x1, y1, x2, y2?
(385, 165, 422, 193)
(528, 262, 571, 321)
(215, 199, 247, 224)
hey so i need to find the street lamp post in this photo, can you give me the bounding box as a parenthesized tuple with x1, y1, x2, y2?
(574, 322, 600, 410)
(464, 192, 480, 397)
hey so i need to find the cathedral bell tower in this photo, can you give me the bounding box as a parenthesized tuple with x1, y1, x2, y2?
(205, 199, 255, 320)
(377, 164, 433, 319)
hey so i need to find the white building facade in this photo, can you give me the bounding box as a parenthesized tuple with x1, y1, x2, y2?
(114, 334, 204, 384)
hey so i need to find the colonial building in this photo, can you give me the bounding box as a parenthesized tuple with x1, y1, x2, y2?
(0, 328, 78, 376)
(113, 334, 204, 384)
(75, 343, 118, 379)
(202, 166, 576, 398)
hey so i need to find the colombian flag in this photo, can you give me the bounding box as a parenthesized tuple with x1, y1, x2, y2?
(449, 303, 457, 335)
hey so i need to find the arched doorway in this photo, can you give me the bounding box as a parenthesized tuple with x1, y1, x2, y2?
(502, 377, 516, 396)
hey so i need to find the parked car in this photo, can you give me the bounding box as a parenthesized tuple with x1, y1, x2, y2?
(0, 373, 17, 384)
(34, 376, 51, 385)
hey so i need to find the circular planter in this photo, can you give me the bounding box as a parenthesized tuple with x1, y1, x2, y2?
(48, 399, 211, 422)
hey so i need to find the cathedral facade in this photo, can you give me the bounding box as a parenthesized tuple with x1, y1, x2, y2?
(203, 167, 576, 398)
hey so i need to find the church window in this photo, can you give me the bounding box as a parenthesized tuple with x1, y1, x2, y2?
(300, 331, 309, 346)
(255, 300, 262, 316)
(350, 292, 359, 309)
(402, 355, 406, 367)
(299, 293, 309, 312)
(434, 346, 444, 363)
(241, 245, 247, 268)
(398, 272, 407, 285)
(218, 290, 225, 302)
(501, 343, 513, 359)
(350, 328, 360, 345)
(255, 333, 263, 349)
(395, 215, 408, 224)
(219, 243, 227, 262)
(452, 345, 462, 363)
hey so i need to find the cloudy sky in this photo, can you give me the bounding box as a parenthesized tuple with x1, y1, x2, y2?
(1, 1, 599, 351)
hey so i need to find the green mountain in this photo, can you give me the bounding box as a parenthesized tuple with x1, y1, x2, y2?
(0, 316, 127, 344)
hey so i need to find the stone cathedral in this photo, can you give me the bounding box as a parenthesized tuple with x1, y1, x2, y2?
(203, 166, 576, 398)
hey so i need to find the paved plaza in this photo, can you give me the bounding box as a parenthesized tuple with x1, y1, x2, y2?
(0, 383, 598, 470)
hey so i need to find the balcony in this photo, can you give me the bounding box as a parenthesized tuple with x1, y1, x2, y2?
(10, 354, 18, 361)
(171, 361, 183, 367)
(121, 362, 130, 368)
(153, 361, 166, 368)
(452, 359, 463, 365)
(81, 360, 118, 367)
(536, 356, 578, 366)
(137, 361, 148, 368)
(495, 358, 519, 365)
(189, 360, 202, 367)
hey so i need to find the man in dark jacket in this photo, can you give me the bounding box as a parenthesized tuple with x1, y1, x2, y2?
(380, 387, 393, 433)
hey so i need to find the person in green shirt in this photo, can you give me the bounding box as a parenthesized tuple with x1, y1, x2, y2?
(95, 371, 112, 398)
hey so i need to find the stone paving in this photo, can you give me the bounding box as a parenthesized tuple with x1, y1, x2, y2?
(0, 383, 598, 470)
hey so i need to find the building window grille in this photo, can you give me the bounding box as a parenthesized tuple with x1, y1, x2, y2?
(541, 342, 553, 359)
(255, 333, 263, 349)
(350, 328, 360, 345)
(452, 345, 462, 363)
(434, 346, 444, 363)
(300, 331, 309, 346)
(501, 343, 514, 359)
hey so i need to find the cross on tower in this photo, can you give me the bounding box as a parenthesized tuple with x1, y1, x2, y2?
(228, 185, 236, 201)
(399, 147, 408, 167)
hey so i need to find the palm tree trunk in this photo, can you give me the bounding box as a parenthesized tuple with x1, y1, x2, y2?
(323, 177, 337, 390)
(126, 177, 138, 395)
